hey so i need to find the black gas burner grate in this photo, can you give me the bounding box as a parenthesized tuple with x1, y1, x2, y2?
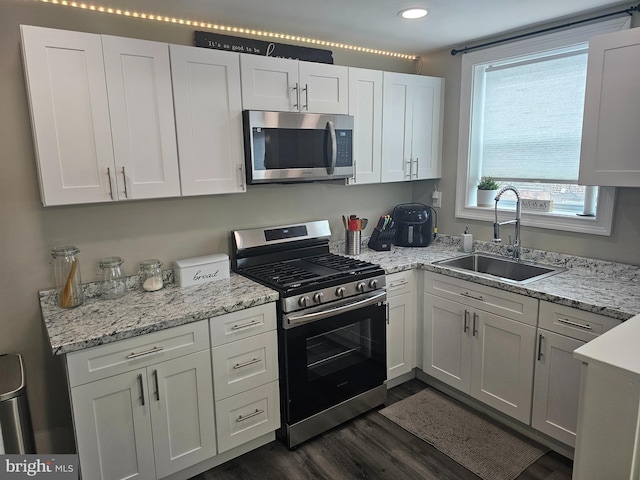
(306, 253, 375, 272)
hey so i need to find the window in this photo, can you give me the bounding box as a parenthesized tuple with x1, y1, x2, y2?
(455, 18, 629, 235)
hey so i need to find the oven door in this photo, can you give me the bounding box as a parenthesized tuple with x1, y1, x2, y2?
(281, 291, 387, 424)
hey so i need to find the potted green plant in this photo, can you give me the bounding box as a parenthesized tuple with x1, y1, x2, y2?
(477, 176, 500, 207)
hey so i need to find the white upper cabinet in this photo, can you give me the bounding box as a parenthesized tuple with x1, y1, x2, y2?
(170, 45, 246, 195)
(348, 68, 383, 185)
(21, 26, 181, 205)
(240, 55, 349, 114)
(102, 36, 181, 200)
(579, 27, 640, 186)
(381, 72, 444, 182)
(21, 26, 116, 206)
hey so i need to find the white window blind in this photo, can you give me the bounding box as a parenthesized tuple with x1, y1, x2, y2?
(479, 49, 588, 182)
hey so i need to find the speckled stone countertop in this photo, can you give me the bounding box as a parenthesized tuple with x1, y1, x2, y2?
(41, 235, 640, 356)
(332, 235, 640, 322)
(40, 273, 279, 355)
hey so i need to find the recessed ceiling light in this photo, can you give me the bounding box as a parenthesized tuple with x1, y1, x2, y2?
(398, 8, 428, 19)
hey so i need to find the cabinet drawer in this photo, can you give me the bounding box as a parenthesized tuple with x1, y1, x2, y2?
(66, 321, 209, 387)
(215, 380, 280, 453)
(423, 272, 538, 326)
(386, 270, 414, 298)
(210, 303, 276, 347)
(538, 301, 621, 342)
(212, 331, 278, 400)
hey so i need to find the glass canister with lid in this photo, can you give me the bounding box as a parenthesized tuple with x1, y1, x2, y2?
(98, 256, 126, 299)
(139, 259, 163, 292)
(51, 245, 84, 308)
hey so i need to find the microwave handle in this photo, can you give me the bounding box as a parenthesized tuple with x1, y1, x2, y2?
(326, 121, 337, 175)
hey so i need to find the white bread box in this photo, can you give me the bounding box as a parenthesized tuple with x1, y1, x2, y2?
(173, 253, 230, 287)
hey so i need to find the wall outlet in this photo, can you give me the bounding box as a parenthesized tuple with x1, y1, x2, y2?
(432, 190, 442, 208)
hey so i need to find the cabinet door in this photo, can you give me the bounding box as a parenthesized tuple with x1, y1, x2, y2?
(102, 36, 181, 199)
(381, 72, 412, 182)
(532, 330, 585, 446)
(470, 311, 536, 424)
(71, 369, 155, 480)
(240, 55, 298, 111)
(579, 27, 640, 186)
(20, 26, 116, 206)
(170, 45, 245, 195)
(150, 350, 216, 479)
(411, 76, 444, 180)
(423, 294, 472, 392)
(348, 68, 383, 184)
(387, 290, 416, 380)
(299, 62, 349, 114)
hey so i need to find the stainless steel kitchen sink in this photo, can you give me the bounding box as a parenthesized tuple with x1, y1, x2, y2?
(434, 253, 565, 284)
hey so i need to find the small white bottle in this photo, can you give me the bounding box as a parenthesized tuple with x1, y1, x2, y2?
(461, 226, 473, 253)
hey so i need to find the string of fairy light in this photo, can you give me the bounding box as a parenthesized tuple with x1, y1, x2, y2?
(37, 0, 418, 60)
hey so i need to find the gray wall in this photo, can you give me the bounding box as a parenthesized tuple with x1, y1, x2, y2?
(0, 0, 417, 451)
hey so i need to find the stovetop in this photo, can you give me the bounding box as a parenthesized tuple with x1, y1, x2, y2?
(231, 220, 387, 313)
(241, 253, 381, 291)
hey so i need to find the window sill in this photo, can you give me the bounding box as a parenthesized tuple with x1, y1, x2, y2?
(455, 187, 615, 236)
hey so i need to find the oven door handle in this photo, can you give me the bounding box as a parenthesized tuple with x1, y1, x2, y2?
(284, 290, 386, 328)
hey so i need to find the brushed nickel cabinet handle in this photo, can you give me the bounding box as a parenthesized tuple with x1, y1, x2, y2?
(463, 310, 469, 333)
(137, 374, 145, 406)
(121, 166, 128, 198)
(557, 318, 592, 330)
(537, 334, 544, 361)
(106, 167, 114, 200)
(293, 83, 299, 110)
(127, 346, 164, 359)
(303, 83, 309, 110)
(231, 319, 262, 331)
(472, 312, 479, 337)
(461, 292, 485, 302)
(236, 408, 265, 422)
(233, 358, 262, 370)
(153, 369, 160, 401)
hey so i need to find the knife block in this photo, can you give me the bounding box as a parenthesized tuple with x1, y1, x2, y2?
(367, 229, 395, 251)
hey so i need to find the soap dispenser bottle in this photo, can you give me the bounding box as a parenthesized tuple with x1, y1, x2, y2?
(461, 226, 473, 253)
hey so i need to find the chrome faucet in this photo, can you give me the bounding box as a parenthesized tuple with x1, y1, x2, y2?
(493, 186, 521, 260)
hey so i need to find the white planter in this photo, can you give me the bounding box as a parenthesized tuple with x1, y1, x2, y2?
(477, 189, 498, 207)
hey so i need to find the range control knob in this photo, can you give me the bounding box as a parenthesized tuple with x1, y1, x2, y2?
(298, 296, 310, 307)
(336, 287, 346, 298)
(356, 282, 366, 292)
(369, 279, 379, 289)
(313, 292, 324, 304)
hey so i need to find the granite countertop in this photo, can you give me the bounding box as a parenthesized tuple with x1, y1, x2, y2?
(40, 273, 279, 355)
(41, 235, 640, 356)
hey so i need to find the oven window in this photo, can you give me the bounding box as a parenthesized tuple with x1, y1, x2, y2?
(306, 321, 372, 379)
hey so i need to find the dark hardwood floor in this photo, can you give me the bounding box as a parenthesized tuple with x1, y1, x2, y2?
(192, 379, 573, 480)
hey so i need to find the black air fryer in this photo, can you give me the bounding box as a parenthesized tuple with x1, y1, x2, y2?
(393, 203, 435, 247)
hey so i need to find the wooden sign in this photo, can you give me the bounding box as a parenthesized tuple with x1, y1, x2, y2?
(521, 199, 553, 212)
(194, 31, 334, 64)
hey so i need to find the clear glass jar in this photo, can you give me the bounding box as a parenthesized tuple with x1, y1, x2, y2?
(51, 245, 84, 308)
(139, 259, 163, 292)
(98, 256, 126, 299)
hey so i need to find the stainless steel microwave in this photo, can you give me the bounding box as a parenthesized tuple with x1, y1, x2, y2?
(243, 110, 354, 184)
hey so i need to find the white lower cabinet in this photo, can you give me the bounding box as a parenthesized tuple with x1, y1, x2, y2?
(386, 271, 416, 381)
(68, 322, 215, 480)
(210, 304, 280, 455)
(531, 300, 621, 447)
(66, 304, 280, 480)
(423, 272, 538, 424)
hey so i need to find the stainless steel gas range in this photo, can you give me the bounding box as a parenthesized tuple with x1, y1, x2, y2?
(231, 220, 387, 449)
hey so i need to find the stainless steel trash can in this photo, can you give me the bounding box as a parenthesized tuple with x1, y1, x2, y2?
(0, 354, 35, 453)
